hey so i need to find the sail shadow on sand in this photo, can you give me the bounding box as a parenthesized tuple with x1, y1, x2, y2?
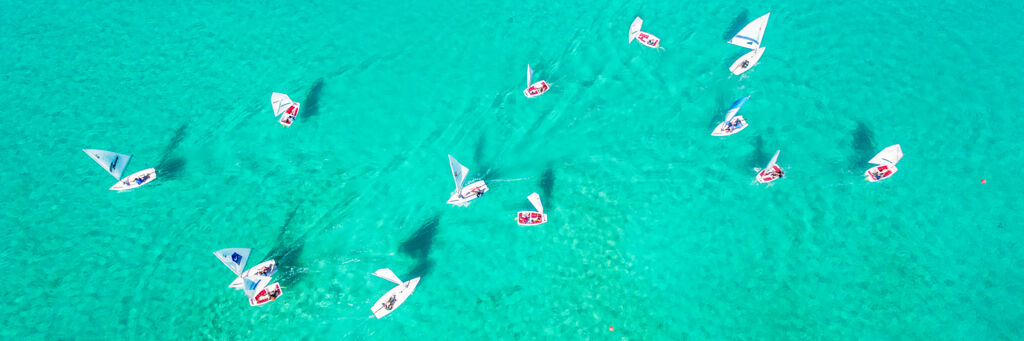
(849, 121, 875, 171)
(301, 78, 325, 119)
(399, 215, 439, 277)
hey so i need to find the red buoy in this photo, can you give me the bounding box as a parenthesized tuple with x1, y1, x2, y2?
(981, 179, 987, 184)
(609, 326, 615, 332)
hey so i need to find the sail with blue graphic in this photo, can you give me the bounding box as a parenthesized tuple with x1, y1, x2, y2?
(242, 274, 272, 298)
(213, 248, 251, 276)
(728, 13, 771, 49)
(83, 149, 132, 180)
(725, 96, 750, 122)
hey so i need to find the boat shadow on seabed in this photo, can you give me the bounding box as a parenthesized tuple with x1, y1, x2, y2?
(156, 123, 188, 181)
(301, 78, 325, 119)
(849, 121, 875, 171)
(399, 215, 440, 278)
(266, 205, 307, 285)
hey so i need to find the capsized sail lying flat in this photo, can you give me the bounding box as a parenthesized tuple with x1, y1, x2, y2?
(629, 17, 644, 42)
(213, 248, 252, 276)
(527, 192, 544, 214)
(728, 13, 771, 49)
(83, 149, 132, 180)
(271, 92, 294, 117)
(448, 155, 469, 195)
(869, 144, 903, 166)
(725, 96, 750, 122)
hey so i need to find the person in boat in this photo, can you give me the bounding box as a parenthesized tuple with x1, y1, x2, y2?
(268, 288, 279, 300)
(384, 295, 397, 310)
(474, 188, 485, 198)
(742, 60, 750, 68)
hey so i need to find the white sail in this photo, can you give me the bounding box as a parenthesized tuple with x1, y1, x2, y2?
(728, 13, 771, 49)
(766, 150, 780, 168)
(213, 248, 251, 276)
(526, 65, 533, 88)
(242, 274, 273, 298)
(83, 149, 132, 179)
(372, 268, 404, 286)
(724, 96, 750, 122)
(271, 92, 294, 117)
(448, 155, 469, 195)
(527, 192, 544, 214)
(629, 17, 643, 42)
(869, 144, 903, 166)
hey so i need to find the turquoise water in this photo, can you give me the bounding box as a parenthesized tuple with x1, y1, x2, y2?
(4, 0, 1024, 339)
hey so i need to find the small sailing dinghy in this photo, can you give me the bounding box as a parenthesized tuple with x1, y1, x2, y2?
(865, 144, 903, 182)
(727, 13, 770, 75)
(446, 155, 488, 206)
(248, 281, 283, 307)
(229, 260, 278, 289)
(756, 150, 785, 183)
(83, 149, 157, 191)
(108, 168, 157, 191)
(523, 65, 550, 98)
(629, 17, 662, 49)
(370, 268, 420, 319)
(271, 92, 301, 127)
(711, 96, 751, 136)
(214, 248, 283, 306)
(516, 192, 547, 226)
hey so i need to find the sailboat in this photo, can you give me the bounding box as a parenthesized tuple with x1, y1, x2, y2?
(213, 248, 283, 306)
(756, 150, 785, 183)
(370, 268, 420, 319)
(516, 192, 547, 226)
(865, 144, 903, 182)
(628, 17, 662, 49)
(727, 13, 770, 75)
(523, 65, 550, 98)
(711, 96, 751, 136)
(229, 260, 278, 289)
(446, 155, 489, 206)
(271, 92, 301, 127)
(83, 149, 157, 191)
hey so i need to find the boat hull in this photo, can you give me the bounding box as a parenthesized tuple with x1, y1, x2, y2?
(756, 164, 783, 183)
(637, 32, 661, 48)
(249, 283, 282, 307)
(865, 165, 897, 182)
(711, 116, 748, 136)
(109, 168, 157, 191)
(447, 181, 488, 206)
(372, 278, 420, 319)
(279, 102, 300, 127)
(524, 81, 550, 98)
(730, 47, 765, 75)
(230, 260, 277, 289)
(516, 211, 547, 226)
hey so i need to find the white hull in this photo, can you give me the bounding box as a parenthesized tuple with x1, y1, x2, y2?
(524, 80, 550, 98)
(730, 47, 765, 75)
(636, 31, 661, 48)
(710, 116, 748, 136)
(447, 180, 488, 206)
(372, 277, 420, 319)
(109, 168, 157, 191)
(756, 164, 783, 183)
(249, 283, 282, 307)
(279, 102, 300, 127)
(865, 165, 898, 182)
(230, 260, 277, 289)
